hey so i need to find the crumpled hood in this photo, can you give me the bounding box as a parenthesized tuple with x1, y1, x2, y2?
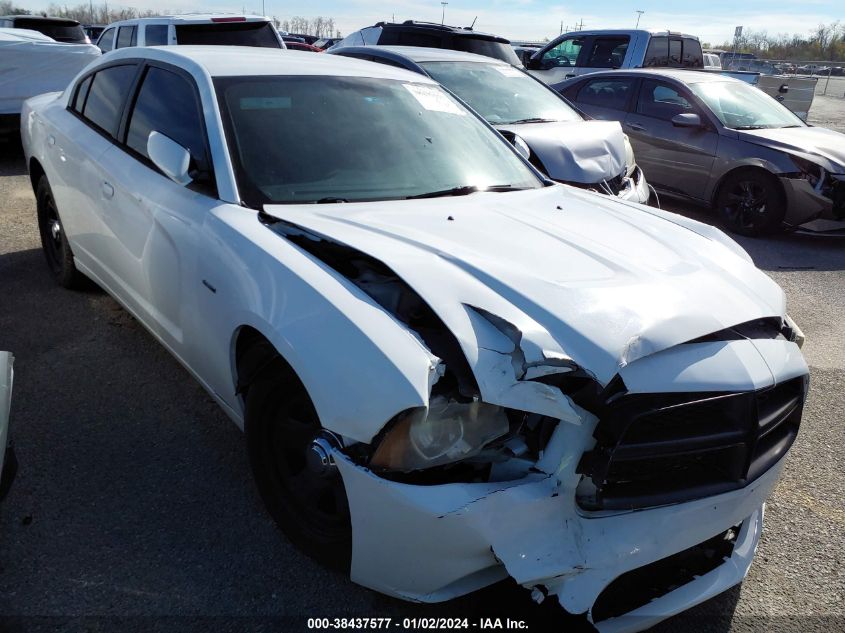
(497, 120, 627, 184)
(738, 125, 845, 171)
(264, 186, 785, 388)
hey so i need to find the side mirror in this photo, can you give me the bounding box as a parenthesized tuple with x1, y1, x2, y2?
(526, 54, 541, 70)
(671, 112, 702, 128)
(147, 131, 192, 186)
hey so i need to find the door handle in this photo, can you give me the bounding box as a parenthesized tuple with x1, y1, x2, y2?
(626, 122, 646, 132)
(565, 73, 576, 78)
(47, 135, 55, 147)
(101, 182, 114, 200)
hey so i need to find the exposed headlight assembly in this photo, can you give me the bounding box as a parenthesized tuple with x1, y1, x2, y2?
(370, 396, 509, 471)
(784, 314, 806, 348)
(791, 155, 825, 190)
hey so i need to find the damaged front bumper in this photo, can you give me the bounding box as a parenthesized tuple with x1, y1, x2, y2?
(336, 417, 783, 630)
(614, 166, 651, 205)
(781, 172, 845, 231)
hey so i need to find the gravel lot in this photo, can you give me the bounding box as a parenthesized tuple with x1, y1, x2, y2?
(0, 101, 843, 633)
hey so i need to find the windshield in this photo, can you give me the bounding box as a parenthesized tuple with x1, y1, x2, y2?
(420, 61, 581, 125)
(175, 21, 281, 48)
(215, 76, 542, 205)
(690, 80, 805, 130)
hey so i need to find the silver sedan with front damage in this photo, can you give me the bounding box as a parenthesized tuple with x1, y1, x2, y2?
(557, 68, 845, 235)
(329, 46, 651, 204)
(22, 46, 808, 632)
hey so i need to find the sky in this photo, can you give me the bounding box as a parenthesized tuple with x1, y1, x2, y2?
(16, 0, 845, 44)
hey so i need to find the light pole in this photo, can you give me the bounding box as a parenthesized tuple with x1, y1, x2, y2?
(441, 1, 448, 25)
(635, 10, 644, 28)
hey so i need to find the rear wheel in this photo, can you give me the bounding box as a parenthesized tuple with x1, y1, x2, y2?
(715, 170, 786, 236)
(243, 349, 352, 571)
(36, 175, 85, 288)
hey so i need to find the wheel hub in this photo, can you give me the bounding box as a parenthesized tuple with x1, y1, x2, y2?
(50, 219, 61, 241)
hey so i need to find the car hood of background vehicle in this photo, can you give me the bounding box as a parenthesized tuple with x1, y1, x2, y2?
(264, 187, 785, 385)
(496, 120, 627, 185)
(739, 125, 845, 171)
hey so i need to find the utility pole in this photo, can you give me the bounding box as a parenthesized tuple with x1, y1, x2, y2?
(635, 10, 644, 28)
(559, 20, 563, 34)
(440, 1, 447, 25)
(576, 18, 584, 31)
(261, 0, 265, 16)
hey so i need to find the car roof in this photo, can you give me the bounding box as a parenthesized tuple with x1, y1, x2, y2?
(566, 68, 741, 85)
(105, 14, 271, 27)
(101, 45, 439, 82)
(558, 29, 699, 39)
(372, 20, 509, 42)
(0, 14, 80, 24)
(362, 45, 508, 65)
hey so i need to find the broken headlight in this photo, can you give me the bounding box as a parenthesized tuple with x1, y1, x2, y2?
(784, 314, 806, 348)
(791, 155, 825, 189)
(370, 396, 509, 471)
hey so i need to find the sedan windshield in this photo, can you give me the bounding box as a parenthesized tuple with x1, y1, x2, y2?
(215, 76, 543, 205)
(690, 80, 805, 130)
(420, 61, 582, 125)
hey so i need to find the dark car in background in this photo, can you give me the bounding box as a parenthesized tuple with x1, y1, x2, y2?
(330, 20, 521, 66)
(0, 15, 88, 43)
(556, 68, 845, 235)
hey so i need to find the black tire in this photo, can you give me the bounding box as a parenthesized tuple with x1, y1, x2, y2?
(715, 170, 786, 237)
(243, 347, 352, 571)
(36, 175, 85, 288)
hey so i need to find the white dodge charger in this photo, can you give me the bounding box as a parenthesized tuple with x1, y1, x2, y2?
(21, 46, 809, 631)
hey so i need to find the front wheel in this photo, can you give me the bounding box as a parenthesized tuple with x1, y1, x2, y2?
(715, 171, 786, 237)
(35, 175, 85, 288)
(243, 351, 352, 571)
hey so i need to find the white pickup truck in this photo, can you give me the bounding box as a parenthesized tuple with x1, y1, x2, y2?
(525, 29, 816, 120)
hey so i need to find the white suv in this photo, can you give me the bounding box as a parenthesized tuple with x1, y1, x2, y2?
(96, 14, 284, 52)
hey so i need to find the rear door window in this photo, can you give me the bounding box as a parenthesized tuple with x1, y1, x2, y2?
(577, 78, 635, 111)
(636, 79, 696, 120)
(175, 21, 280, 47)
(116, 25, 137, 48)
(145, 24, 169, 46)
(643, 36, 668, 67)
(125, 66, 209, 173)
(584, 36, 629, 68)
(78, 64, 138, 137)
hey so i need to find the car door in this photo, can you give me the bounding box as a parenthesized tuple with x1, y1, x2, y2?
(57, 62, 141, 278)
(527, 35, 587, 84)
(623, 78, 718, 199)
(94, 62, 218, 352)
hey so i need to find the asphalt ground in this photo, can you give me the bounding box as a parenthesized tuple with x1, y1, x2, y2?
(0, 101, 843, 633)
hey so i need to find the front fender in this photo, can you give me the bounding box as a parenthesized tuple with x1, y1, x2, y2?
(194, 205, 440, 443)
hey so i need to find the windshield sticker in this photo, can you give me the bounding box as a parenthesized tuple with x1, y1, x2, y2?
(493, 65, 524, 77)
(403, 84, 465, 115)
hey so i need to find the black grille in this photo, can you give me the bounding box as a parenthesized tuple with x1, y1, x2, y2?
(577, 376, 807, 511)
(591, 524, 740, 622)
